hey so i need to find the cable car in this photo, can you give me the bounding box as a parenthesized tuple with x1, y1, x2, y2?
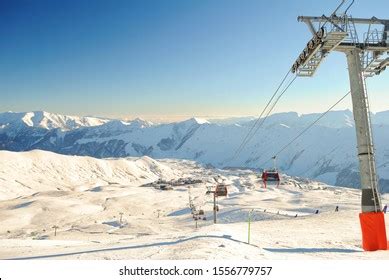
(261, 169, 280, 188)
(261, 156, 280, 188)
(215, 184, 228, 197)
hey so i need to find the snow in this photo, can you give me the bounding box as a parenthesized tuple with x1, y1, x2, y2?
(373, 111, 389, 126)
(128, 118, 154, 128)
(0, 150, 388, 260)
(0, 111, 110, 131)
(191, 117, 210, 125)
(207, 116, 256, 125)
(315, 172, 339, 185)
(0, 150, 178, 201)
(2, 109, 389, 192)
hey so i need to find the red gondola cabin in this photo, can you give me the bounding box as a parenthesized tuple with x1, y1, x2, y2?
(261, 169, 280, 188)
(215, 184, 228, 196)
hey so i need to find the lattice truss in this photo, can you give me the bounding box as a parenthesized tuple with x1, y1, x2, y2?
(293, 14, 389, 77)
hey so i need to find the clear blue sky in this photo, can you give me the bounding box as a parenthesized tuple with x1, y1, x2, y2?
(0, 0, 388, 120)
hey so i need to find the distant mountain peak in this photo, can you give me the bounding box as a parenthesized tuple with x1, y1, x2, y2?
(130, 117, 154, 128)
(185, 117, 210, 125)
(0, 111, 110, 130)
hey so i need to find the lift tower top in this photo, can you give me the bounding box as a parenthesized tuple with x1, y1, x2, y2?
(293, 0, 389, 251)
(293, 13, 389, 77)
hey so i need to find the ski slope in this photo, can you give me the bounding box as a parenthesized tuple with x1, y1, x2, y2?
(0, 150, 388, 260)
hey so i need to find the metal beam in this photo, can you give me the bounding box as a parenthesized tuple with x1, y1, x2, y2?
(335, 42, 389, 52)
(304, 20, 316, 36)
(384, 22, 389, 42)
(298, 15, 389, 25)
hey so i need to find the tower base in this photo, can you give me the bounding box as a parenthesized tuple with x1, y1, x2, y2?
(359, 212, 387, 251)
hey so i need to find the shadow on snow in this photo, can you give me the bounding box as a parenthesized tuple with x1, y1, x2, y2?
(264, 247, 361, 253)
(5, 234, 257, 260)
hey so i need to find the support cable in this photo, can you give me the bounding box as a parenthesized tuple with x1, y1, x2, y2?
(246, 75, 298, 147)
(259, 91, 351, 168)
(227, 69, 295, 164)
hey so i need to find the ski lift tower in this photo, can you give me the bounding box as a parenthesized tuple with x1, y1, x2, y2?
(293, 0, 389, 251)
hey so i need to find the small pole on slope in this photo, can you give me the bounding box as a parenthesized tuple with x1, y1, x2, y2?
(52, 225, 58, 237)
(213, 192, 217, 224)
(119, 212, 124, 224)
(248, 209, 253, 244)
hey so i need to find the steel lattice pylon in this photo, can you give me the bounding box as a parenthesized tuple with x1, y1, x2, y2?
(293, 0, 389, 251)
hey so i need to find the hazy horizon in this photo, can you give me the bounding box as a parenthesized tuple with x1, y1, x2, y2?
(4, 107, 389, 124)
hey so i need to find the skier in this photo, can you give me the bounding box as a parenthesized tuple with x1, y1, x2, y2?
(383, 204, 387, 214)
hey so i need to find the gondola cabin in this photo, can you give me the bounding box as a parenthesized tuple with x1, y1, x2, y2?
(215, 184, 228, 197)
(261, 169, 280, 188)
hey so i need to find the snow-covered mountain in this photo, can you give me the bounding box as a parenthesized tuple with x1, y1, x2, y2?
(0, 111, 110, 131)
(1, 110, 389, 191)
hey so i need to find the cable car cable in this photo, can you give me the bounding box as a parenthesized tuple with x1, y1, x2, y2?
(226, 0, 351, 166)
(230, 73, 298, 164)
(230, 70, 293, 161)
(246, 75, 298, 146)
(259, 91, 351, 167)
(235, 74, 298, 164)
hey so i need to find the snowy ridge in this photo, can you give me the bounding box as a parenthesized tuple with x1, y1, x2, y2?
(0, 111, 110, 131)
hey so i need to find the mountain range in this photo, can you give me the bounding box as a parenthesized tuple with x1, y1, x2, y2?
(1, 110, 389, 192)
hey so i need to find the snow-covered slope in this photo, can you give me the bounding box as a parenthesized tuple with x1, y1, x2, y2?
(0, 150, 178, 200)
(0, 150, 388, 260)
(1, 110, 389, 191)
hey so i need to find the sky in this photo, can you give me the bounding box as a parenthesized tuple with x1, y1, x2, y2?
(0, 0, 388, 121)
